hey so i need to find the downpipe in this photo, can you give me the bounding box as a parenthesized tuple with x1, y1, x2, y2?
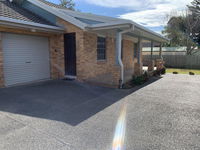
(117, 25, 134, 89)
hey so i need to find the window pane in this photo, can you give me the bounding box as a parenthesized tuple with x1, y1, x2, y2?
(97, 37, 106, 60)
(134, 43, 138, 58)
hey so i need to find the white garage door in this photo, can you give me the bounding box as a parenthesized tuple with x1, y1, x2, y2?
(2, 33, 50, 86)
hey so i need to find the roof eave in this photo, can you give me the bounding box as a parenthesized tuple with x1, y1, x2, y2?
(0, 17, 64, 33)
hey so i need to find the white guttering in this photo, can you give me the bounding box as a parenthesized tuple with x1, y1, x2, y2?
(61, 9, 126, 23)
(27, 0, 87, 29)
(130, 21, 169, 42)
(116, 25, 135, 89)
(86, 22, 132, 31)
(0, 16, 64, 32)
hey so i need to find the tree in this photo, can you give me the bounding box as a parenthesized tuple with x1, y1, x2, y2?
(59, 0, 75, 10)
(188, 0, 200, 15)
(188, 0, 200, 48)
(162, 8, 200, 55)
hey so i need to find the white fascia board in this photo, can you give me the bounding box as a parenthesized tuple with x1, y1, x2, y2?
(88, 21, 132, 28)
(27, 0, 87, 29)
(60, 9, 125, 23)
(130, 21, 169, 42)
(86, 21, 134, 31)
(86, 25, 131, 31)
(0, 16, 64, 31)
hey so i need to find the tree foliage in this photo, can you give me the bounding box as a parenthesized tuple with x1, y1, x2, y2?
(59, 0, 75, 10)
(162, 0, 200, 55)
(188, 0, 200, 46)
(188, 0, 200, 15)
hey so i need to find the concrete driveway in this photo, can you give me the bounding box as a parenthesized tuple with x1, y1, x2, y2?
(0, 74, 200, 150)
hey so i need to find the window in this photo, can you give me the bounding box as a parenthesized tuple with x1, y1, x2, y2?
(134, 43, 138, 58)
(97, 37, 106, 60)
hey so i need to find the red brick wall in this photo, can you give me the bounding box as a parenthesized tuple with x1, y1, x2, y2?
(122, 39, 135, 82)
(49, 34, 65, 79)
(78, 32, 120, 87)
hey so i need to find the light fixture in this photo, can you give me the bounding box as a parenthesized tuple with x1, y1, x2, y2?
(31, 29, 36, 32)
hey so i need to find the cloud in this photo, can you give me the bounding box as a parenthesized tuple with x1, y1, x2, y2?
(85, 0, 168, 10)
(120, 4, 173, 27)
(84, 0, 193, 28)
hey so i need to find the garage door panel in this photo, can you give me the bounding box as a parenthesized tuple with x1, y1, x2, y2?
(2, 33, 50, 86)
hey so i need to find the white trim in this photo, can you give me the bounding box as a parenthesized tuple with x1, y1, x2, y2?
(86, 22, 132, 31)
(64, 75, 77, 80)
(0, 16, 64, 31)
(97, 34, 106, 38)
(60, 9, 125, 23)
(27, 0, 87, 29)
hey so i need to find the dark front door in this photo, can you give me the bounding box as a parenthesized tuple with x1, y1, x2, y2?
(64, 33, 76, 76)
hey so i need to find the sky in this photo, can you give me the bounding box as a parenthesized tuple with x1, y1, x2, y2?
(48, 0, 193, 34)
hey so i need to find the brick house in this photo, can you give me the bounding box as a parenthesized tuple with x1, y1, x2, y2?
(0, 0, 168, 88)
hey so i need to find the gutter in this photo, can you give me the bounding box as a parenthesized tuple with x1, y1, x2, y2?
(0, 17, 64, 33)
(121, 20, 169, 42)
(86, 22, 132, 31)
(116, 25, 135, 89)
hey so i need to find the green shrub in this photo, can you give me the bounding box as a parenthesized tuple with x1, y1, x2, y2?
(132, 72, 149, 85)
(154, 67, 166, 76)
(160, 67, 166, 75)
(173, 71, 178, 74)
(189, 72, 195, 75)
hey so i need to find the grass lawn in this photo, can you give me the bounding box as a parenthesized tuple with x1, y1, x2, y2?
(166, 68, 200, 75)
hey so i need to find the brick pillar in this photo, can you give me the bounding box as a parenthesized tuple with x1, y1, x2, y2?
(156, 59, 164, 71)
(159, 43, 162, 59)
(134, 62, 143, 76)
(0, 32, 4, 87)
(148, 60, 155, 71)
(134, 37, 143, 76)
(49, 34, 65, 79)
(111, 65, 121, 87)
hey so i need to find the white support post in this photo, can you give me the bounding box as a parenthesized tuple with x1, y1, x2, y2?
(159, 43, 163, 59)
(151, 41, 153, 60)
(137, 38, 142, 64)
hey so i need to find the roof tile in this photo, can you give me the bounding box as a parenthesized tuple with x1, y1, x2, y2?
(0, 0, 54, 26)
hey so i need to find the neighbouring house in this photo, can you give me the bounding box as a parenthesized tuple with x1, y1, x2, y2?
(0, 0, 168, 88)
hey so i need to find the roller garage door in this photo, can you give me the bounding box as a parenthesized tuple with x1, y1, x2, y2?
(2, 33, 50, 86)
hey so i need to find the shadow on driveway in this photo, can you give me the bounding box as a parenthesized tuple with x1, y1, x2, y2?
(0, 77, 161, 126)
